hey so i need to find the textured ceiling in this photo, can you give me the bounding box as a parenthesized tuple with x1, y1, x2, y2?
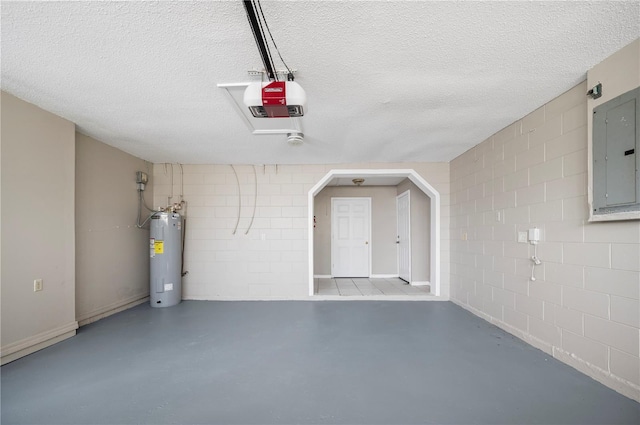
(2, 1, 639, 165)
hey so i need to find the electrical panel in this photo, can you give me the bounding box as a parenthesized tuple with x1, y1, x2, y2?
(592, 87, 640, 216)
(136, 171, 148, 184)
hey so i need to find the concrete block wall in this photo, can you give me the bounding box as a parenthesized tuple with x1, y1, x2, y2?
(449, 81, 640, 401)
(153, 162, 449, 300)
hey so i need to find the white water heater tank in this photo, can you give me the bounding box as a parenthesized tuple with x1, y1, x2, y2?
(149, 212, 182, 307)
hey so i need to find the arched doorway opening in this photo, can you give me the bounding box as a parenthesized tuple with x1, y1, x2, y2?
(307, 169, 441, 297)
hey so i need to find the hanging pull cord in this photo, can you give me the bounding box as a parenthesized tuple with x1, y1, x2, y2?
(245, 165, 258, 235)
(231, 164, 242, 235)
(530, 243, 541, 281)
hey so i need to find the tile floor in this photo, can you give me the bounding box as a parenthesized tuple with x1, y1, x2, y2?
(315, 277, 432, 296)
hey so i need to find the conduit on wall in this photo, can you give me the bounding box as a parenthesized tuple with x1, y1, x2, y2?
(245, 165, 258, 235)
(230, 164, 260, 236)
(230, 164, 241, 235)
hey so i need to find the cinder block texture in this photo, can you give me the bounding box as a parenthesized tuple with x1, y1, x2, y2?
(153, 163, 450, 300)
(450, 80, 640, 400)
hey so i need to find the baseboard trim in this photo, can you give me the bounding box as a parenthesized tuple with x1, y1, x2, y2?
(314, 275, 401, 279)
(184, 295, 449, 301)
(410, 281, 430, 287)
(77, 294, 149, 327)
(1, 321, 78, 365)
(451, 299, 640, 402)
(553, 346, 640, 402)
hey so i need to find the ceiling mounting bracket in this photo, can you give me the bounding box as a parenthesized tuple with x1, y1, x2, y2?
(248, 69, 297, 77)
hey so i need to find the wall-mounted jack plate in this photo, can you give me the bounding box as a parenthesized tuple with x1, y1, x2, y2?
(34, 279, 43, 292)
(517, 231, 528, 243)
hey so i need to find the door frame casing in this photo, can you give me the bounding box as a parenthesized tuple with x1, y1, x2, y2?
(396, 190, 411, 283)
(330, 197, 372, 278)
(309, 169, 442, 297)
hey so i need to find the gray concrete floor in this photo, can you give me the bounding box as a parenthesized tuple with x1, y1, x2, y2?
(2, 301, 638, 424)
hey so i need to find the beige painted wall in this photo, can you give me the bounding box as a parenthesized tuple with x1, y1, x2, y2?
(1, 91, 77, 364)
(153, 163, 449, 299)
(75, 133, 153, 325)
(397, 179, 431, 283)
(313, 186, 398, 276)
(450, 45, 640, 401)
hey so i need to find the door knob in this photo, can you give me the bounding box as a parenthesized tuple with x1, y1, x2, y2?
(365, 241, 369, 244)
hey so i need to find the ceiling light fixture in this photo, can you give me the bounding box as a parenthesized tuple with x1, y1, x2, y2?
(287, 132, 304, 146)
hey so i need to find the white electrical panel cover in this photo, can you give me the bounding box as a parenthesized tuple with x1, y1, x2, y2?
(592, 87, 640, 217)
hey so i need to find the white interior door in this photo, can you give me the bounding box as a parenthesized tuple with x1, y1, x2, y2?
(331, 198, 371, 277)
(397, 191, 411, 283)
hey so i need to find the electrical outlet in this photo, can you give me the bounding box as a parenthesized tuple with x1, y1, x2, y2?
(34, 279, 43, 292)
(517, 231, 527, 243)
